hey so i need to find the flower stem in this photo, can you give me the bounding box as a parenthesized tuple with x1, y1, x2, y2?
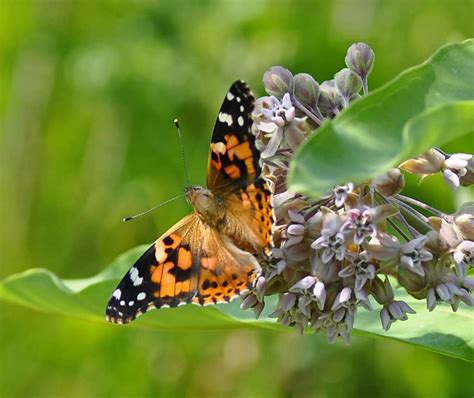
(386, 217, 411, 241)
(290, 94, 322, 126)
(361, 76, 368, 95)
(394, 213, 418, 239)
(382, 194, 433, 235)
(375, 193, 415, 240)
(395, 194, 446, 217)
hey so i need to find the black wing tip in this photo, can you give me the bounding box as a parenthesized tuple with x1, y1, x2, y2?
(105, 299, 136, 324)
(231, 79, 245, 85)
(105, 294, 197, 324)
(230, 80, 253, 96)
(105, 291, 146, 325)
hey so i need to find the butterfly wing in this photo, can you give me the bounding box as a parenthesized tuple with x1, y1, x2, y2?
(221, 179, 274, 256)
(106, 214, 201, 324)
(106, 214, 259, 323)
(207, 81, 273, 256)
(191, 227, 259, 305)
(106, 80, 272, 324)
(207, 80, 261, 191)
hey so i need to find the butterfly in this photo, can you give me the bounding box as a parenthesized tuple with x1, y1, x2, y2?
(106, 81, 273, 324)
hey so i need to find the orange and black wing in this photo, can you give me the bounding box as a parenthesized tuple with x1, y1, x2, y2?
(105, 214, 260, 323)
(223, 179, 274, 256)
(106, 214, 201, 324)
(191, 228, 259, 306)
(207, 80, 261, 191)
(207, 81, 273, 256)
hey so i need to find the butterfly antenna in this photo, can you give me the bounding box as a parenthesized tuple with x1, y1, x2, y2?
(123, 193, 186, 222)
(174, 118, 190, 187)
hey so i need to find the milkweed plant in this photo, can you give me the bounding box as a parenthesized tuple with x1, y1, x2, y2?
(240, 43, 474, 344)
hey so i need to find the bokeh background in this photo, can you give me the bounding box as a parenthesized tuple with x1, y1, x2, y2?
(1, 1, 473, 397)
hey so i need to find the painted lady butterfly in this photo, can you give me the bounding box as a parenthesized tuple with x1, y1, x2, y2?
(106, 81, 273, 323)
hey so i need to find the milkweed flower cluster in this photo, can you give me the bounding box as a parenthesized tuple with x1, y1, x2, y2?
(241, 42, 474, 344)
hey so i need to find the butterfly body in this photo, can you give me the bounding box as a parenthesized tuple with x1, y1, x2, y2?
(185, 186, 225, 227)
(106, 81, 273, 324)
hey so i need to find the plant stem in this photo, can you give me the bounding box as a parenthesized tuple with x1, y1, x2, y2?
(387, 217, 411, 241)
(395, 194, 446, 217)
(390, 197, 429, 223)
(290, 94, 322, 126)
(361, 76, 368, 95)
(384, 195, 433, 235)
(375, 193, 414, 240)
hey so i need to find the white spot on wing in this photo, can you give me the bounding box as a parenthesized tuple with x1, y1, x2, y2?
(240, 105, 244, 112)
(227, 92, 235, 101)
(120, 300, 125, 306)
(128, 301, 134, 306)
(134, 277, 143, 286)
(112, 289, 122, 300)
(218, 112, 233, 126)
(137, 292, 146, 301)
(129, 266, 143, 286)
(212, 142, 226, 154)
(237, 116, 244, 126)
(236, 96, 241, 102)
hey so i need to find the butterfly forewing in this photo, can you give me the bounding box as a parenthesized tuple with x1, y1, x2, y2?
(106, 214, 200, 323)
(207, 80, 261, 191)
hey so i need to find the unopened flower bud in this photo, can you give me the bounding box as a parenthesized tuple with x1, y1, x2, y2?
(399, 149, 445, 176)
(294, 73, 320, 109)
(345, 42, 375, 78)
(318, 80, 341, 117)
(335, 68, 362, 103)
(459, 158, 474, 186)
(370, 276, 394, 304)
(263, 66, 294, 97)
(397, 267, 426, 299)
(454, 206, 474, 240)
(372, 168, 405, 196)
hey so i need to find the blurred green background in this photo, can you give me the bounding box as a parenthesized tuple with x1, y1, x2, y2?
(1, 1, 473, 397)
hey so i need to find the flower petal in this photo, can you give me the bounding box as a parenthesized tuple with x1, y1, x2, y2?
(443, 169, 460, 190)
(260, 127, 284, 158)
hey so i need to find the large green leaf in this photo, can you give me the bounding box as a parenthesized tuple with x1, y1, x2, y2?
(288, 39, 474, 197)
(1, 246, 472, 361)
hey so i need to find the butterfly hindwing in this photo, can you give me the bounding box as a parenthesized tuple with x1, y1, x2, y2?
(207, 80, 261, 190)
(223, 179, 274, 256)
(192, 229, 259, 305)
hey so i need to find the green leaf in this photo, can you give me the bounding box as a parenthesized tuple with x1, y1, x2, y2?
(288, 39, 474, 197)
(1, 246, 472, 361)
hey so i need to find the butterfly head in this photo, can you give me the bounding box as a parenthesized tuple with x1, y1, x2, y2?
(185, 186, 225, 226)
